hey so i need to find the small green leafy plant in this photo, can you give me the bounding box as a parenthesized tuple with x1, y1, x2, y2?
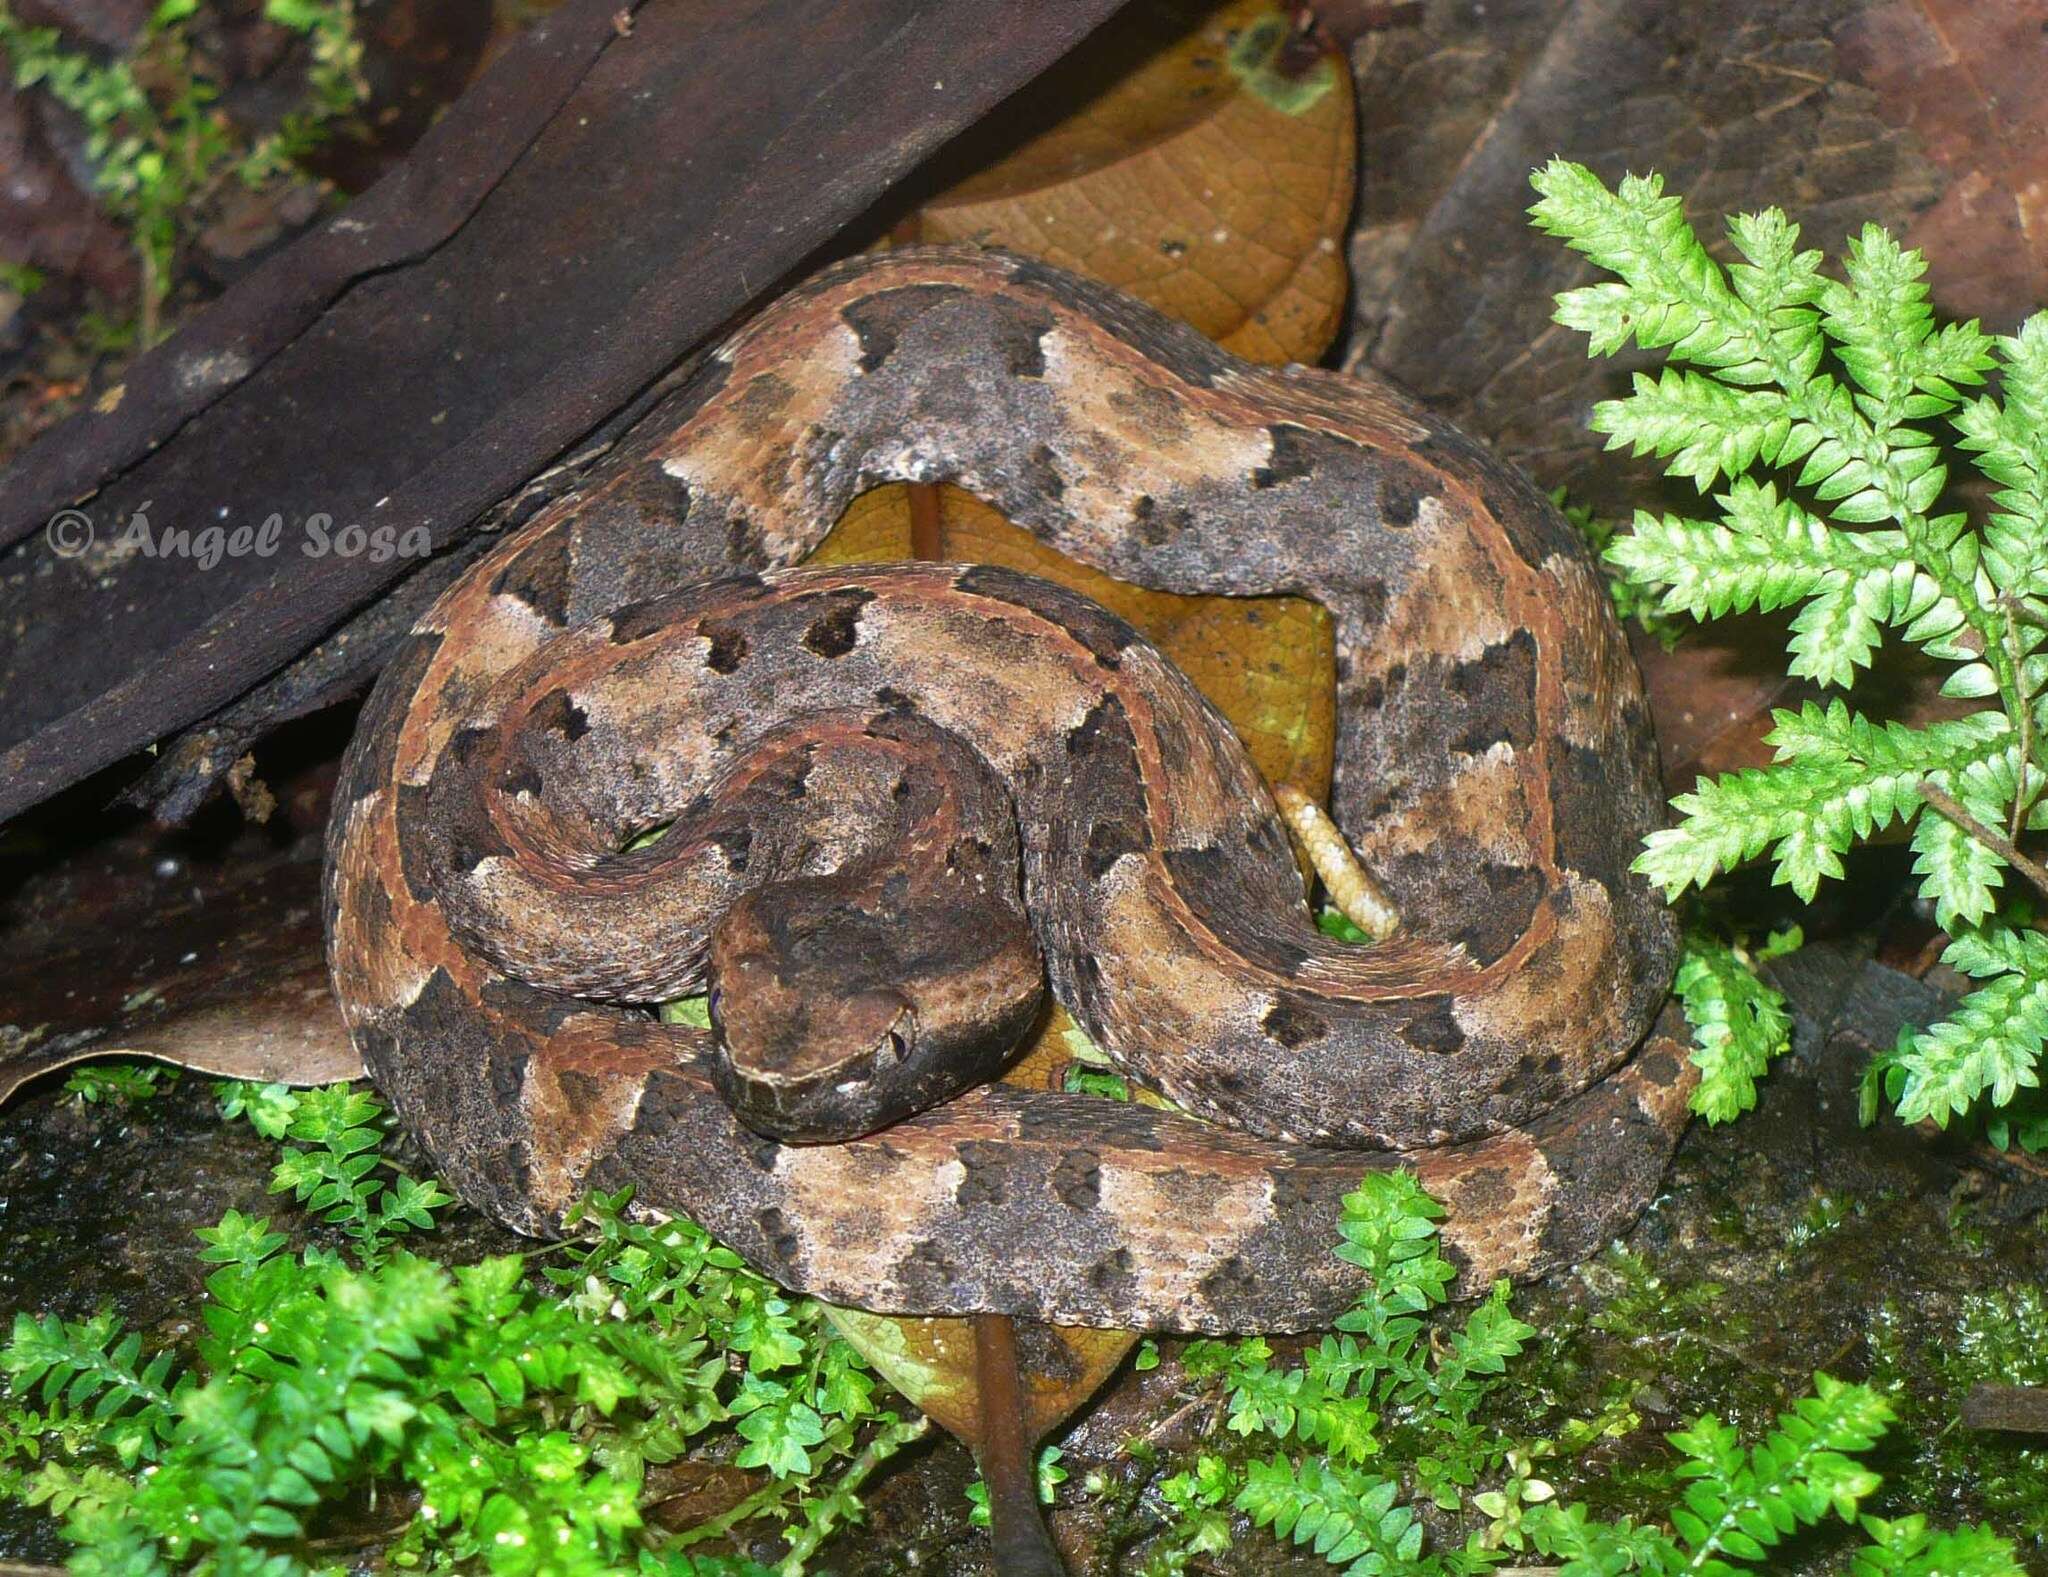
(0, 259, 45, 297)
(59, 1060, 177, 1108)
(1107, 1174, 2022, 1575)
(1127, 1175, 1527, 1574)
(1865, 1286, 2048, 1541)
(0, 1081, 912, 1575)
(0, 0, 366, 340)
(1514, 1375, 2021, 1576)
(1529, 159, 2048, 1149)
(5, 1082, 2028, 1573)
(1669, 923, 1799, 1124)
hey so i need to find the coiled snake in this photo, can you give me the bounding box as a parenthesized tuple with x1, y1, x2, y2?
(324, 247, 1688, 1334)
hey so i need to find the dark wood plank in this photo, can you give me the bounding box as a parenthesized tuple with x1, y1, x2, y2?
(0, 0, 1126, 824)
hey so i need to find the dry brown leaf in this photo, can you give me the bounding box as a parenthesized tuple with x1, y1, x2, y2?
(0, 951, 358, 1108)
(1835, 0, 2048, 331)
(892, 0, 1355, 366)
(823, 1304, 1136, 1445)
(0, 853, 362, 1107)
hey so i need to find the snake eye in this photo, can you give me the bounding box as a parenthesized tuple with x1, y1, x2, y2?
(705, 986, 722, 1022)
(882, 1028, 909, 1065)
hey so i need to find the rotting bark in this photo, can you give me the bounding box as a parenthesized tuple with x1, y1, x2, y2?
(0, 0, 1128, 826)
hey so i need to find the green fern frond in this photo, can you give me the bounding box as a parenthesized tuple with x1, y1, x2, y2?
(1529, 161, 1783, 379)
(262, 1083, 453, 1262)
(1540, 183, 2048, 1140)
(1604, 488, 1855, 622)
(1604, 479, 1970, 686)
(1431, 1283, 1534, 1401)
(1956, 314, 2048, 603)
(1535, 161, 2006, 704)
(1636, 707, 2010, 901)
(1909, 799, 2008, 929)
(1673, 934, 1793, 1123)
(1820, 224, 1994, 416)
(1852, 1514, 2030, 1576)
(1940, 920, 2048, 979)
(1236, 1455, 1424, 1572)
(1593, 371, 1796, 489)
(1521, 1499, 1671, 1573)
(1892, 937, 2048, 1126)
(1723, 207, 1826, 328)
(1330, 1172, 1454, 1388)
(1520, 1371, 2024, 1575)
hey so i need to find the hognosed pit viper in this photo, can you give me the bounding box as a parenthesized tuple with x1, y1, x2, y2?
(323, 245, 1689, 1335)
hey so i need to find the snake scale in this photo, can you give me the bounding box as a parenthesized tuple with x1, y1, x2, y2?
(325, 246, 1689, 1334)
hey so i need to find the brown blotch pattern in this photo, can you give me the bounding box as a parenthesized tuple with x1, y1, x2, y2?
(799, 588, 875, 658)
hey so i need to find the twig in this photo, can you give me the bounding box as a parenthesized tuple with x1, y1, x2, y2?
(1916, 781, 2048, 906)
(1961, 1383, 2048, 1434)
(664, 1476, 784, 1551)
(1133, 1390, 1223, 1450)
(908, 481, 945, 561)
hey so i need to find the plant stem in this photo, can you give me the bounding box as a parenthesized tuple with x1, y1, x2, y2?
(2005, 608, 2036, 840)
(973, 1314, 1066, 1576)
(776, 1414, 931, 1573)
(664, 1414, 931, 1563)
(1917, 781, 2048, 904)
(137, 243, 160, 348)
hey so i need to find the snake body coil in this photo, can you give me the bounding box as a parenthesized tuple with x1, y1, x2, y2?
(325, 247, 1688, 1333)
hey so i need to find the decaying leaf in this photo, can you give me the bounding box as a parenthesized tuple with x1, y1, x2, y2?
(1346, 0, 1984, 521)
(0, 848, 361, 1107)
(0, 952, 357, 1107)
(1337, 0, 2039, 776)
(1835, 0, 2048, 331)
(824, 1305, 1136, 1446)
(890, 0, 1355, 363)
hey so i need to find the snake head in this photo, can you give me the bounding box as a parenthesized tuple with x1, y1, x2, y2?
(707, 956, 923, 1142)
(704, 856, 1044, 1143)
